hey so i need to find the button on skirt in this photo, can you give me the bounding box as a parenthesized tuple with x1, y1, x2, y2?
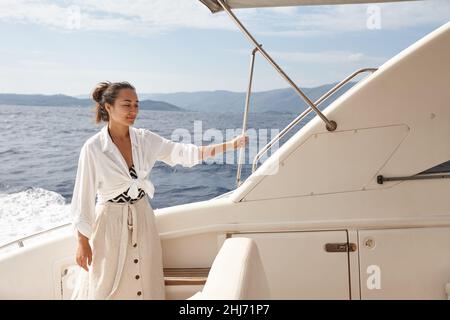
(71, 195, 165, 300)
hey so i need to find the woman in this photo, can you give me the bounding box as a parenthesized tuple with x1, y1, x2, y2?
(70, 81, 248, 300)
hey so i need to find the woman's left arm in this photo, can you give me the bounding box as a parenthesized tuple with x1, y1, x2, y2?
(199, 133, 249, 161)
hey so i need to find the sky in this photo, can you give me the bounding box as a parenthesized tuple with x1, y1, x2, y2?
(0, 0, 448, 96)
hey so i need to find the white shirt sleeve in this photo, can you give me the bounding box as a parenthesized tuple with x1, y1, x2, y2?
(71, 143, 97, 239)
(156, 135, 201, 168)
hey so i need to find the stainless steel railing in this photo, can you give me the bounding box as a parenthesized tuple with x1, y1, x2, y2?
(252, 68, 377, 173)
(216, 0, 337, 132)
(250, 68, 377, 174)
(216, 0, 377, 187)
(236, 47, 258, 187)
(0, 222, 72, 251)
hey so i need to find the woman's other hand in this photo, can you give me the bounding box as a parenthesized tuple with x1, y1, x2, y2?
(76, 232, 92, 272)
(232, 133, 249, 149)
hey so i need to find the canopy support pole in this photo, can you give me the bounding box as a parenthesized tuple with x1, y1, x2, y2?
(216, 0, 337, 131)
(236, 47, 257, 187)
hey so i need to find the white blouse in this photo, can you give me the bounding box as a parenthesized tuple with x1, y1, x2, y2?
(71, 124, 201, 239)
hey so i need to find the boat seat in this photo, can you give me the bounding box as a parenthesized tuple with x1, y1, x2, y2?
(188, 237, 270, 300)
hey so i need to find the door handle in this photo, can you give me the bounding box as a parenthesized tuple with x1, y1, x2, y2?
(324, 242, 357, 253)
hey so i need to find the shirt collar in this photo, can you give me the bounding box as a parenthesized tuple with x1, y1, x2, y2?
(101, 124, 138, 152)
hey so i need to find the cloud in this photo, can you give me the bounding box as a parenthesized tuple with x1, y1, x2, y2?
(229, 48, 385, 65)
(272, 50, 384, 65)
(0, 1, 69, 29)
(253, 0, 450, 37)
(0, 0, 235, 35)
(0, 0, 448, 37)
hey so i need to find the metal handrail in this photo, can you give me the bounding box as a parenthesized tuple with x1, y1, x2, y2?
(0, 222, 72, 251)
(216, 0, 377, 187)
(251, 68, 378, 173)
(236, 47, 258, 187)
(216, 0, 337, 132)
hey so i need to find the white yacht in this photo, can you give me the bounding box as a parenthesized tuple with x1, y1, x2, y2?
(1, 0, 449, 300)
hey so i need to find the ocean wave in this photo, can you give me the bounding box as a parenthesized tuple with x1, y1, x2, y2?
(213, 186, 232, 194)
(162, 186, 202, 195)
(0, 147, 19, 156)
(0, 187, 71, 246)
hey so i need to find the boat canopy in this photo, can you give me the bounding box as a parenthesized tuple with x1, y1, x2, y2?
(199, 0, 417, 13)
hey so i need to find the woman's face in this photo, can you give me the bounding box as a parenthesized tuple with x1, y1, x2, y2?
(105, 88, 139, 126)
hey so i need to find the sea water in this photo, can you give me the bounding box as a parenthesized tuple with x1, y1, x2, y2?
(0, 104, 307, 245)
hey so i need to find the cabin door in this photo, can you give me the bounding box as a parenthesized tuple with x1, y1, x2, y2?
(231, 230, 352, 299)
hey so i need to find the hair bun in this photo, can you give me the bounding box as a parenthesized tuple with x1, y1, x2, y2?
(92, 81, 111, 104)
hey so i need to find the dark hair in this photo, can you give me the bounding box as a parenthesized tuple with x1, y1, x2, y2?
(92, 81, 136, 123)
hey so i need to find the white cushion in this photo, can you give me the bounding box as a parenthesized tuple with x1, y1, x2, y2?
(188, 237, 270, 300)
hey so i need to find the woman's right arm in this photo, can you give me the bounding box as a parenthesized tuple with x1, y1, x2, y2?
(71, 143, 97, 271)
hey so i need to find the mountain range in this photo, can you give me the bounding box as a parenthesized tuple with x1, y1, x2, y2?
(142, 82, 356, 114)
(0, 94, 184, 111)
(1, 82, 356, 113)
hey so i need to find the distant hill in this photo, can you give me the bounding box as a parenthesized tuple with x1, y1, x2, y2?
(141, 82, 357, 113)
(0, 94, 185, 111)
(1, 82, 358, 113)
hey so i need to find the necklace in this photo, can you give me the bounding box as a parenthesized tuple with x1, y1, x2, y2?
(107, 127, 116, 144)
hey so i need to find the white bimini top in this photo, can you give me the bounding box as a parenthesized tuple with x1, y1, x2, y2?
(70, 124, 201, 239)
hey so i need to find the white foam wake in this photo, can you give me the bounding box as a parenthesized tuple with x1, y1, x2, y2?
(0, 187, 71, 246)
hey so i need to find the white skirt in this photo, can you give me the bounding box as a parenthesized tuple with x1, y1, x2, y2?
(71, 195, 165, 300)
